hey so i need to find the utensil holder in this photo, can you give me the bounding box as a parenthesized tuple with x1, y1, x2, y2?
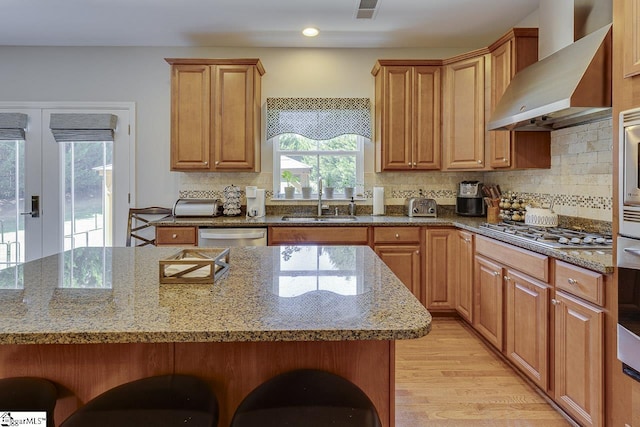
(487, 206, 500, 224)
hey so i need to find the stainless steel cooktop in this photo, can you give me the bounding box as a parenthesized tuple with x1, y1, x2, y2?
(479, 221, 613, 249)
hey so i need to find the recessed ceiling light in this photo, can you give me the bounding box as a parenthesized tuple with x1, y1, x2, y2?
(302, 27, 319, 37)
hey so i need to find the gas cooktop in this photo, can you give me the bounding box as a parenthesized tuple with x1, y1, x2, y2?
(479, 221, 613, 249)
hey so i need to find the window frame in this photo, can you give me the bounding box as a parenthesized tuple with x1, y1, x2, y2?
(272, 134, 365, 200)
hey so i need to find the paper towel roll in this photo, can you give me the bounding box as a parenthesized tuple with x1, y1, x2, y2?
(373, 187, 385, 215)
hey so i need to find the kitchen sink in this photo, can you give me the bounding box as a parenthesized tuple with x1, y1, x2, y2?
(281, 215, 358, 222)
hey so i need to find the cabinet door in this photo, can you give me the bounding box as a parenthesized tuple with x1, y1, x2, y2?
(553, 290, 604, 427)
(473, 254, 504, 350)
(424, 229, 455, 310)
(378, 66, 413, 170)
(455, 230, 474, 322)
(489, 40, 512, 168)
(212, 64, 258, 171)
(505, 269, 549, 391)
(624, 0, 640, 78)
(442, 55, 485, 170)
(375, 245, 421, 302)
(413, 66, 441, 169)
(170, 64, 211, 170)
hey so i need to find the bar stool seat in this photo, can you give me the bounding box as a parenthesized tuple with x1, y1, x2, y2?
(230, 369, 381, 427)
(0, 377, 58, 427)
(60, 374, 218, 427)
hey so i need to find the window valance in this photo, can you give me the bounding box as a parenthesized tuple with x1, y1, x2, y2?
(50, 113, 117, 142)
(0, 113, 28, 141)
(266, 98, 371, 140)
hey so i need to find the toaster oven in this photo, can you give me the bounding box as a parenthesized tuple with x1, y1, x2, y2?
(405, 198, 437, 217)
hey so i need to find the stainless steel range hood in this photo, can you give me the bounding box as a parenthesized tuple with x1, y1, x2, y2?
(487, 24, 611, 132)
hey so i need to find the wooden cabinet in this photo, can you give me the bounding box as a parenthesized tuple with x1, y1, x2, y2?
(424, 228, 456, 311)
(156, 226, 198, 246)
(165, 58, 264, 172)
(488, 29, 550, 170)
(268, 226, 370, 246)
(553, 290, 604, 427)
(372, 61, 441, 171)
(505, 268, 550, 391)
(442, 53, 488, 170)
(624, 0, 640, 78)
(454, 230, 474, 322)
(474, 254, 504, 349)
(373, 227, 422, 302)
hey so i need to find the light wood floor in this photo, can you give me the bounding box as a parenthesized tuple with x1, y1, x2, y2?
(395, 317, 572, 426)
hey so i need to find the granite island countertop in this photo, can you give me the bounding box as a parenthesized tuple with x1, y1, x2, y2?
(0, 245, 431, 345)
(154, 213, 613, 274)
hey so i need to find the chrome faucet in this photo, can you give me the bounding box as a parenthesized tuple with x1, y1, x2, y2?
(317, 177, 323, 216)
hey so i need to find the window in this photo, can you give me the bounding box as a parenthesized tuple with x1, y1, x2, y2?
(267, 98, 371, 199)
(273, 133, 364, 199)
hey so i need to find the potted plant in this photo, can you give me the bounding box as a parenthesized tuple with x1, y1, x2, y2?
(300, 176, 312, 199)
(342, 179, 355, 200)
(282, 170, 298, 199)
(323, 177, 334, 199)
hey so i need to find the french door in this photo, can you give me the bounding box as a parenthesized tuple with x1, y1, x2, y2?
(0, 105, 133, 277)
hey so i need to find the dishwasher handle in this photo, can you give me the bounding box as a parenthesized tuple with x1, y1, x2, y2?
(200, 230, 266, 240)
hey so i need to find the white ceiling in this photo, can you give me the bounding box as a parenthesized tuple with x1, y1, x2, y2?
(0, 0, 541, 49)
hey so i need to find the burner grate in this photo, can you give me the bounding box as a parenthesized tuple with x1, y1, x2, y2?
(479, 222, 612, 249)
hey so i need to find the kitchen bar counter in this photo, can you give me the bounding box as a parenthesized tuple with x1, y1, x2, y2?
(0, 245, 428, 426)
(154, 213, 613, 273)
(0, 246, 430, 345)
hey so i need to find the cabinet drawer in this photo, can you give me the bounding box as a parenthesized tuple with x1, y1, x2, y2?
(269, 227, 369, 245)
(554, 260, 604, 306)
(156, 226, 198, 246)
(475, 235, 549, 282)
(374, 227, 420, 244)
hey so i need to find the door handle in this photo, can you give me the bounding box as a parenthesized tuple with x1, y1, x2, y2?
(20, 195, 40, 218)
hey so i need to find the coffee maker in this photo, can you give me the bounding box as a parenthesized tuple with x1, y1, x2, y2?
(245, 186, 265, 218)
(456, 181, 486, 217)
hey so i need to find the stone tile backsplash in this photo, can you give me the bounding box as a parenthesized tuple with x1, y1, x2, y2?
(179, 118, 613, 223)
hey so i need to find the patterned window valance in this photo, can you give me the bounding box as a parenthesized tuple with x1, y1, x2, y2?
(50, 113, 118, 142)
(0, 113, 28, 141)
(266, 98, 371, 140)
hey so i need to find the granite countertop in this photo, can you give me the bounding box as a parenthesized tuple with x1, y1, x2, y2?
(154, 213, 613, 274)
(0, 246, 432, 345)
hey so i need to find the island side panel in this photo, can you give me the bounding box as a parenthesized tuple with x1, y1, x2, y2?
(174, 340, 395, 427)
(0, 342, 174, 426)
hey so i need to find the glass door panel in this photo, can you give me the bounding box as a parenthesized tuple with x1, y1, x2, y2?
(0, 139, 25, 270)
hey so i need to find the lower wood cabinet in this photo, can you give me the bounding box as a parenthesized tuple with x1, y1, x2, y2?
(454, 230, 474, 322)
(505, 269, 550, 391)
(553, 290, 604, 427)
(373, 227, 422, 303)
(424, 228, 456, 311)
(473, 254, 504, 350)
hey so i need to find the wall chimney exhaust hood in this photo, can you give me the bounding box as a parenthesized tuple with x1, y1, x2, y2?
(487, 24, 611, 132)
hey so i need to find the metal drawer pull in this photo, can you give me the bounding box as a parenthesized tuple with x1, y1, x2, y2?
(172, 234, 178, 239)
(623, 248, 640, 256)
(551, 298, 561, 305)
(493, 271, 499, 276)
(567, 278, 578, 285)
(503, 276, 510, 281)
(395, 234, 400, 239)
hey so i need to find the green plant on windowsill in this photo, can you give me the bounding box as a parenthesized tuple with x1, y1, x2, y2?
(282, 170, 299, 198)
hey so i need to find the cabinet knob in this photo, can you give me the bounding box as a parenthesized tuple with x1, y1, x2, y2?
(395, 233, 400, 239)
(408, 162, 412, 166)
(172, 234, 177, 239)
(502, 158, 507, 162)
(551, 298, 561, 305)
(567, 278, 578, 285)
(413, 162, 417, 166)
(477, 160, 482, 164)
(464, 238, 471, 243)
(503, 276, 510, 281)
(415, 250, 419, 255)
(493, 271, 499, 276)
(204, 161, 208, 166)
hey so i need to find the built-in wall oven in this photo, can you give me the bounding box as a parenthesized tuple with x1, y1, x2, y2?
(618, 107, 640, 382)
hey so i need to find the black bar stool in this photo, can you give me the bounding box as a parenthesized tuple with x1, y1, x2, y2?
(0, 377, 58, 427)
(230, 369, 382, 427)
(60, 374, 218, 427)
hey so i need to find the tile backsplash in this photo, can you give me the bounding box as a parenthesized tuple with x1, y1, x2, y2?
(179, 118, 613, 223)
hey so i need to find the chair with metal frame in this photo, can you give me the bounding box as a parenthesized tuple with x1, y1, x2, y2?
(126, 207, 172, 247)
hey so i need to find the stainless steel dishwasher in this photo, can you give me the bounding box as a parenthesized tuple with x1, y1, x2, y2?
(198, 228, 267, 247)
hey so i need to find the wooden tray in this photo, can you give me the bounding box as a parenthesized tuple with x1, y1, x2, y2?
(159, 248, 230, 284)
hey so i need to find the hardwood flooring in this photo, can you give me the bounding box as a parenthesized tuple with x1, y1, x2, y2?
(395, 317, 572, 426)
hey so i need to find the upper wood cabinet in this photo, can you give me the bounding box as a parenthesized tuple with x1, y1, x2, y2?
(165, 58, 264, 172)
(624, 0, 640, 78)
(488, 29, 550, 170)
(372, 61, 441, 171)
(442, 53, 488, 170)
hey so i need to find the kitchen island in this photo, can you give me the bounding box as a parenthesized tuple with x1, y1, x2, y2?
(0, 245, 431, 427)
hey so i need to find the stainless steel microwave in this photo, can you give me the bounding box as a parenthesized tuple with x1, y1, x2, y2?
(621, 107, 640, 238)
